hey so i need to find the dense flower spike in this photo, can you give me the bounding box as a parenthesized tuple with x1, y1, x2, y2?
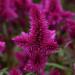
(41, 0, 63, 13)
(0, 0, 18, 21)
(0, 41, 5, 53)
(40, 0, 75, 28)
(12, 5, 58, 73)
(40, 0, 63, 26)
(66, 19, 75, 39)
(0, 0, 75, 74)
(16, 0, 32, 13)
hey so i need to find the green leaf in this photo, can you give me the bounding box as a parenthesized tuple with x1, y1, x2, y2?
(45, 65, 51, 71)
(65, 68, 73, 75)
(33, 0, 40, 3)
(0, 68, 8, 75)
(14, 46, 21, 51)
(47, 63, 66, 70)
(2, 23, 8, 37)
(58, 49, 65, 57)
(26, 72, 35, 75)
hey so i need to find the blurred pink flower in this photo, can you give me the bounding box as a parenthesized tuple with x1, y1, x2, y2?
(67, 19, 75, 39)
(0, 41, 5, 53)
(0, 0, 18, 21)
(8, 68, 22, 75)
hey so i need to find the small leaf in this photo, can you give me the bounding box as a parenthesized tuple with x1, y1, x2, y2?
(47, 63, 66, 70)
(58, 49, 65, 57)
(0, 68, 8, 75)
(14, 46, 21, 51)
(65, 68, 73, 75)
(26, 72, 35, 75)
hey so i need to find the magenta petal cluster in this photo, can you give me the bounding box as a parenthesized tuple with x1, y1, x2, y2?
(0, 0, 18, 21)
(41, 0, 63, 13)
(66, 19, 75, 39)
(40, 0, 63, 26)
(40, 0, 75, 28)
(12, 5, 58, 73)
(8, 68, 22, 75)
(0, 41, 5, 53)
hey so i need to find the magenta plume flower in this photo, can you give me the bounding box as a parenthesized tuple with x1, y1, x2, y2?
(66, 19, 75, 39)
(40, 0, 75, 28)
(41, 0, 63, 13)
(40, 0, 63, 26)
(0, 0, 18, 21)
(12, 5, 58, 73)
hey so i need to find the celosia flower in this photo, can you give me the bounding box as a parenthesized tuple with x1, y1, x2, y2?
(16, 0, 32, 12)
(61, 11, 75, 22)
(48, 12, 62, 26)
(0, 0, 18, 21)
(12, 5, 58, 73)
(0, 41, 5, 53)
(40, 0, 75, 28)
(66, 19, 75, 39)
(46, 0, 75, 26)
(40, 0, 63, 26)
(40, 0, 63, 13)
(8, 68, 22, 75)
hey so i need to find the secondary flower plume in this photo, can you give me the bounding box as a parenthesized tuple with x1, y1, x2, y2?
(0, 0, 18, 21)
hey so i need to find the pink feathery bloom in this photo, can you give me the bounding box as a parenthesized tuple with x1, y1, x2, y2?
(8, 68, 22, 75)
(40, 0, 63, 13)
(12, 5, 58, 73)
(40, 0, 63, 26)
(66, 19, 75, 39)
(0, 0, 18, 21)
(61, 11, 75, 22)
(16, 0, 32, 11)
(48, 12, 62, 26)
(0, 41, 5, 53)
(49, 68, 60, 75)
(48, 11, 75, 30)
(15, 0, 32, 15)
(40, 0, 75, 27)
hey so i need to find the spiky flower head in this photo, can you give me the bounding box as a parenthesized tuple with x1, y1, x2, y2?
(12, 4, 58, 73)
